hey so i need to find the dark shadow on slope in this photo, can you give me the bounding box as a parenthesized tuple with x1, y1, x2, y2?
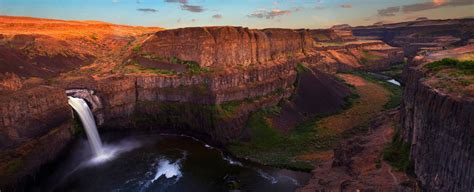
(271, 67, 353, 132)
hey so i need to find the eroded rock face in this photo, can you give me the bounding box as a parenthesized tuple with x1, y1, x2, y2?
(0, 86, 73, 188)
(309, 29, 357, 42)
(140, 27, 314, 68)
(400, 64, 474, 191)
(312, 41, 404, 73)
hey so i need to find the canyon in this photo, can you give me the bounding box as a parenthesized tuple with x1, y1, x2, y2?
(0, 16, 473, 191)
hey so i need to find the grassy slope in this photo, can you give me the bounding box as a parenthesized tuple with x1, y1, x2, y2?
(424, 58, 474, 97)
(229, 73, 393, 171)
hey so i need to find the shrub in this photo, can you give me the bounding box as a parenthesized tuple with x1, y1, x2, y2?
(296, 63, 309, 73)
(425, 58, 474, 74)
(383, 134, 415, 176)
(89, 33, 98, 41)
(132, 44, 142, 53)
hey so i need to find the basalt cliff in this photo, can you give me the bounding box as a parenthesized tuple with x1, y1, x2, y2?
(0, 16, 407, 188)
(2, 16, 474, 191)
(400, 46, 474, 191)
(0, 16, 406, 188)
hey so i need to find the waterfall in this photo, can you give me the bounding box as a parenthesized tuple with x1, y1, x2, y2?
(68, 96, 104, 156)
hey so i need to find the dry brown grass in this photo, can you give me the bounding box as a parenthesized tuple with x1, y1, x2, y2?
(318, 74, 389, 133)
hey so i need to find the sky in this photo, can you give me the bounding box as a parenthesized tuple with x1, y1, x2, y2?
(0, 0, 473, 29)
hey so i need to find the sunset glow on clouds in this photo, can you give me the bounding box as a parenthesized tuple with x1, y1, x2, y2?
(0, 0, 472, 29)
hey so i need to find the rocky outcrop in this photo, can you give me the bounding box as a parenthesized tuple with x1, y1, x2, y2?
(0, 86, 73, 188)
(400, 63, 474, 191)
(59, 62, 296, 143)
(309, 29, 356, 42)
(311, 41, 404, 73)
(139, 27, 314, 68)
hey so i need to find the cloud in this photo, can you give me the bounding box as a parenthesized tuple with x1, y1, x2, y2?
(212, 14, 223, 19)
(339, 4, 352, 8)
(165, 0, 188, 3)
(137, 8, 158, 13)
(314, 5, 325, 10)
(377, 6, 400, 17)
(402, 2, 440, 13)
(403, 0, 473, 13)
(164, 0, 204, 13)
(375, 0, 473, 17)
(247, 8, 300, 19)
(181, 4, 204, 12)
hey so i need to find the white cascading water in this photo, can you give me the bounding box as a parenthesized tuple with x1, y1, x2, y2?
(68, 96, 104, 156)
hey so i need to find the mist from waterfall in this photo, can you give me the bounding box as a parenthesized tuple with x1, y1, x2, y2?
(68, 96, 104, 156)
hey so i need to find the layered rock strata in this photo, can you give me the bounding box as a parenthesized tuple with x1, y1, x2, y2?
(351, 18, 474, 57)
(0, 86, 73, 188)
(0, 24, 404, 189)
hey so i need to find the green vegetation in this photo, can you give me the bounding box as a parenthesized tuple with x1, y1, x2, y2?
(342, 93, 360, 109)
(362, 51, 383, 60)
(211, 88, 287, 120)
(296, 63, 310, 73)
(1, 159, 23, 178)
(424, 58, 474, 96)
(351, 71, 402, 109)
(230, 73, 362, 171)
(132, 44, 142, 53)
(360, 51, 384, 66)
(230, 70, 400, 172)
(381, 62, 406, 80)
(314, 33, 329, 41)
(230, 68, 405, 172)
(230, 108, 316, 172)
(141, 54, 212, 75)
(120, 61, 178, 75)
(425, 58, 474, 74)
(210, 101, 243, 119)
(315, 42, 345, 47)
(229, 97, 373, 172)
(89, 33, 98, 41)
(184, 60, 212, 75)
(72, 114, 85, 136)
(383, 125, 414, 176)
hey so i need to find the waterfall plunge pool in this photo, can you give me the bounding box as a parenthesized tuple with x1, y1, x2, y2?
(30, 133, 310, 191)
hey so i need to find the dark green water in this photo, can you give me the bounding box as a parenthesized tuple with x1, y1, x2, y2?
(33, 134, 310, 191)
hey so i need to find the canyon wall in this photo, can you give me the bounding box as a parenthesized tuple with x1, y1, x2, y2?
(313, 41, 404, 73)
(0, 24, 404, 189)
(400, 64, 474, 191)
(140, 27, 314, 68)
(0, 86, 73, 188)
(309, 29, 356, 42)
(351, 18, 474, 57)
